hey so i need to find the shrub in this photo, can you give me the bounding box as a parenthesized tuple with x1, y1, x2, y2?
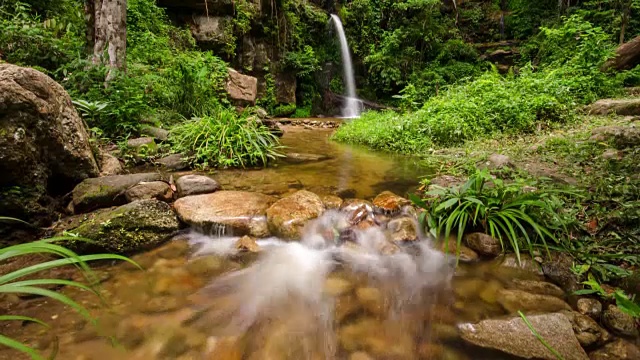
(169, 109, 283, 168)
(410, 171, 563, 263)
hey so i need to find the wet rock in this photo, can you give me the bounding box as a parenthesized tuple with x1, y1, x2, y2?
(510, 279, 565, 298)
(464, 232, 501, 256)
(602, 304, 639, 337)
(561, 310, 610, 347)
(69, 199, 180, 253)
(589, 99, 640, 116)
(204, 336, 244, 360)
(482, 153, 514, 170)
(176, 175, 221, 197)
(372, 191, 410, 214)
(266, 190, 325, 240)
(324, 276, 353, 297)
(387, 216, 419, 242)
(341, 199, 374, 213)
(0, 63, 99, 226)
(283, 153, 330, 163)
(125, 181, 172, 202)
(141, 125, 169, 141)
(356, 287, 385, 316)
(458, 312, 588, 360)
(321, 194, 343, 210)
(497, 289, 571, 313)
(541, 252, 580, 293)
(235, 235, 259, 252)
(479, 280, 504, 304)
(590, 125, 640, 148)
(439, 240, 479, 263)
(338, 318, 414, 358)
(184, 255, 227, 277)
(157, 154, 189, 171)
(498, 253, 544, 276)
(589, 339, 640, 360)
(576, 298, 603, 320)
(98, 152, 123, 176)
(174, 191, 276, 237)
(71, 172, 163, 213)
(453, 278, 486, 299)
(226, 68, 257, 104)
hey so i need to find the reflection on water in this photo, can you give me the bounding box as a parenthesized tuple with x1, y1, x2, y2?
(213, 124, 433, 199)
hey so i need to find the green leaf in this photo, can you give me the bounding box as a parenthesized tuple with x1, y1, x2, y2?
(435, 197, 459, 212)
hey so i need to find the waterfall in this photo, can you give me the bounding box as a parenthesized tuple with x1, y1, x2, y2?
(330, 14, 361, 118)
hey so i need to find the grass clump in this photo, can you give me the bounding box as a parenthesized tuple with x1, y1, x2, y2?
(169, 108, 283, 169)
(410, 171, 565, 263)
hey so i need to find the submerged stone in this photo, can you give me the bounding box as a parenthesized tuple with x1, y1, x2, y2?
(174, 191, 276, 237)
(266, 190, 325, 240)
(510, 279, 565, 298)
(497, 289, 571, 313)
(69, 199, 180, 253)
(458, 313, 588, 360)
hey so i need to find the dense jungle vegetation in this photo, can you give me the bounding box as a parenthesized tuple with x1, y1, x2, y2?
(1, 0, 640, 349)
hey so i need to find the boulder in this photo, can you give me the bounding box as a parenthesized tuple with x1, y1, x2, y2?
(71, 173, 163, 213)
(590, 125, 640, 148)
(141, 126, 169, 141)
(69, 200, 180, 253)
(387, 217, 419, 242)
(464, 232, 501, 256)
(126, 137, 157, 157)
(266, 190, 325, 240)
(226, 68, 258, 104)
(0, 64, 99, 225)
(125, 181, 173, 202)
(458, 313, 588, 360)
(510, 279, 565, 298)
(321, 194, 343, 210)
(175, 175, 221, 197)
(496, 289, 571, 313)
(561, 310, 610, 348)
(541, 252, 580, 293)
(589, 339, 640, 360)
(173, 191, 276, 237)
(602, 35, 640, 71)
(98, 152, 124, 177)
(602, 304, 639, 337)
(372, 191, 410, 214)
(156, 154, 189, 171)
(481, 153, 513, 170)
(189, 15, 232, 43)
(283, 153, 331, 164)
(589, 99, 640, 116)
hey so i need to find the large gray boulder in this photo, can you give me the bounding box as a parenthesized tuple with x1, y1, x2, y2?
(174, 191, 276, 237)
(71, 173, 163, 213)
(458, 313, 588, 360)
(68, 200, 180, 253)
(0, 64, 99, 226)
(225, 68, 257, 104)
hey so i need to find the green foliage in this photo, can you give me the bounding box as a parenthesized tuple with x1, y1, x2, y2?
(574, 274, 640, 318)
(0, 218, 136, 359)
(410, 171, 563, 263)
(169, 108, 283, 168)
(283, 45, 320, 78)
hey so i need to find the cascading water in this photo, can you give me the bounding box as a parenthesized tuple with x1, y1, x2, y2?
(185, 207, 453, 359)
(330, 14, 361, 118)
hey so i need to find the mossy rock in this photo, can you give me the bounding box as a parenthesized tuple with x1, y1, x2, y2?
(70, 199, 180, 253)
(71, 173, 163, 213)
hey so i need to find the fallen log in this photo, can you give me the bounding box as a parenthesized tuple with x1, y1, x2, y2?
(602, 35, 640, 71)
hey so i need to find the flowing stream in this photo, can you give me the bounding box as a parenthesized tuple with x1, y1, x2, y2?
(330, 15, 361, 118)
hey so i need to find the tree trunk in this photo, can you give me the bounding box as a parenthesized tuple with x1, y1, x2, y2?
(92, 0, 127, 83)
(84, 0, 95, 52)
(602, 35, 640, 71)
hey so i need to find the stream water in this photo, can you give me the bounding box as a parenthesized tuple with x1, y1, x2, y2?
(0, 125, 564, 360)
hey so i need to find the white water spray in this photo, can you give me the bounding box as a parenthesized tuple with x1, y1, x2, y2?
(330, 14, 361, 118)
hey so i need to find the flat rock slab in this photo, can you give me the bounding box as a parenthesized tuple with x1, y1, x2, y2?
(589, 98, 640, 116)
(175, 174, 221, 197)
(174, 191, 276, 237)
(71, 173, 163, 213)
(459, 312, 588, 360)
(283, 152, 331, 164)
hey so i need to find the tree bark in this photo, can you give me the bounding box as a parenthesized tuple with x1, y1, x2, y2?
(84, 0, 95, 52)
(92, 0, 127, 83)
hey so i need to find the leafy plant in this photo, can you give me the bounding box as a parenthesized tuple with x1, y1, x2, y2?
(410, 170, 562, 263)
(0, 218, 136, 359)
(574, 273, 640, 318)
(169, 108, 283, 168)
